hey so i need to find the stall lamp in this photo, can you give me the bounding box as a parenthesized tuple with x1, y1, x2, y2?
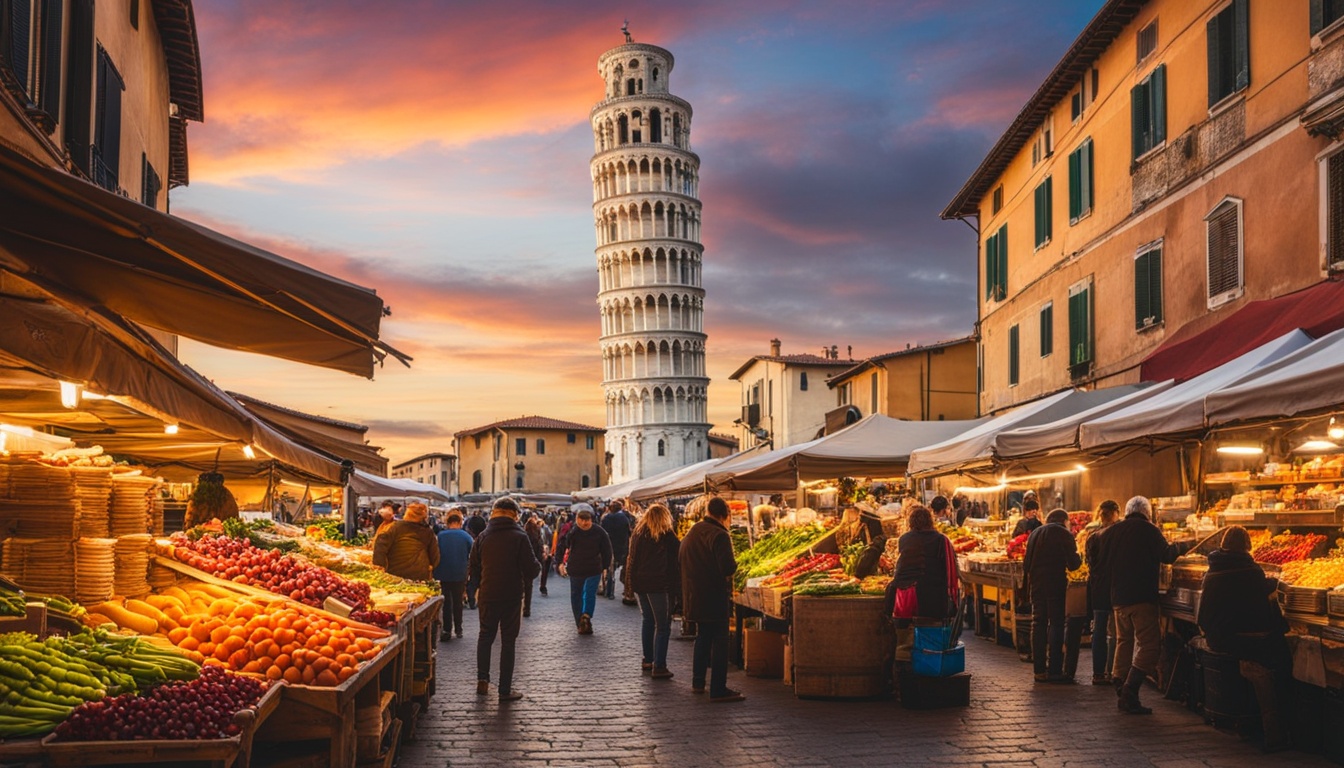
(58, 381, 79, 409)
(163, 424, 179, 435)
(1330, 417, 1344, 441)
(1295, 439, 1340, 453)
(242, 445, 257, 459)
(80, 390, 106, 401)
(954, 483, 1008, 495)
(1216, 444, 1264, 456)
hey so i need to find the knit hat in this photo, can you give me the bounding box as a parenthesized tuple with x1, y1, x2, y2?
(404, 502, 429, 523)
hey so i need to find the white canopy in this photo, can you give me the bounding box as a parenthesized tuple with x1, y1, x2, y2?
(350, 469, 452, 502)
(709, 414, 987, 491)
(628, 456, 726, 501)
(1204, 327, 1344, 426)
(1078, 330, 1313, 450)
(993, 382, 1169, 459)
(907, 386, 1147, 476)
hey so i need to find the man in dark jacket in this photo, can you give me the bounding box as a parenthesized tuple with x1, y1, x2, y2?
(1022, 508, 1083, 683)
(679, 497, 743, 703)
(1197, 526, 1292, 751)
(464, 510, 488, 609)
(467, 497, 541, 701)
(1094, 495, 1194, 714)
(556, 504, 612, 634)
(372, 502, 439, 582)
(601, 500, 634, 602)
(1085, 500, 1120, 684)
(434, 511, 475, 641)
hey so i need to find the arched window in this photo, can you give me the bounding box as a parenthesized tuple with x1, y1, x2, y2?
(800, 372, 809, 391)
(650, 108, 662, 143)
(631, 110, 643, 144)
(626, 78, 635, 96)
(516, 476, 524, 489)
(618, 115, 629, 145)
(657, 439, 665, 456)
(581, 474, 591, 488)
(472, 470, 482, 493)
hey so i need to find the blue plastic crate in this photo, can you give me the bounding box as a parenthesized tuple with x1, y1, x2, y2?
(913, 643, 965, 677)
(913, 624, 956, 653)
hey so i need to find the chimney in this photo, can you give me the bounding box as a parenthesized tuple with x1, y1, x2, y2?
(770, 338, 781, 357)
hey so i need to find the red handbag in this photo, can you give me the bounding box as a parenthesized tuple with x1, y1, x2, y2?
(892, 585, 918, 619)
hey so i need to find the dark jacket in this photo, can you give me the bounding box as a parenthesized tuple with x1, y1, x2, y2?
(433, 527, 474, 582)
(1197, 548, 1289, 666)
(525, 525, 545, 574)
(601, 510, 634, 559)
(557, 523, 612, 579)
(1085, 524, 1115, 612)
(679, 517, 736, 622)
(371, 519, 439, 582)
(890, 529, 956, 621)
(1095, 512, 1190, 607)
(464, 514, 487, 539)
(1022, 522, 1081, 596)
(626, 527, 681, 594)
(468, 516, 542, 604)
(1011, 516, 1042, 538)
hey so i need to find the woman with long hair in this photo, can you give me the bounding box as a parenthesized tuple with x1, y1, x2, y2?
(626, 502, 681, 678)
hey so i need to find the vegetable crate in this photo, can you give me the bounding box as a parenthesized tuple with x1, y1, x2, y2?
(761, 586, 791, 619)
(41, 678, 283, 768)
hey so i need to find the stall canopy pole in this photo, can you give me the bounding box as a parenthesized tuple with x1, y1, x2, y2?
(340, 460, 356, 541)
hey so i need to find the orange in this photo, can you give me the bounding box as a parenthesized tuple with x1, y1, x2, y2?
(311, 656, 331, 673)
(274, 653, 291, 669)
(167, 627, 190, 644)
(198, 641, 216, 658)
(242, 661, 261, 674)
(257, 655, 274, 669)
(229, 649, 251, 668)
(282, 667, 302, 684)
(316, 670, 339, 686)
(265, 665, 284, 681)
(318, 645, 335, 661)
(355, 638, 374, 652)
(301, 667, 316, 684)
(335, 653, 355, 668)
(179, 637, 200, 652)
(209, 624, 231, 645)
(213, 645, 232, 662)
(337, 666, 355, 681)
(251, 627, 273, 642)
(234, 603, 260, 620)
(189, 622, 211, 643)
(275, 615, 292, 630)
(292, 618, 309, 633)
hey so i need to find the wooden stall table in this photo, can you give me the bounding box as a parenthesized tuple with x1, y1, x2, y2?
(790, 594, 893, 698)
(393, 595, 443, 735)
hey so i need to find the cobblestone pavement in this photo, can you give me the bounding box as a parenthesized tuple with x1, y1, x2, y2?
(402, 574, 1332, 767)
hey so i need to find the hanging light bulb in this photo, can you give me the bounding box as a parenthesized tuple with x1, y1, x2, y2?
(164, 424, 179, 435)
(58, 381, 79, 409)
(242, 444, 256, 459)
(1330, 417, 1344, 441)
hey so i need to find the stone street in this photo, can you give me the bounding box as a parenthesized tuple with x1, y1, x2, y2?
(402, 575, 1331, 767)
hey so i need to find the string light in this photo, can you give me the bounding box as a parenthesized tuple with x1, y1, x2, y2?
(58, 381, 79, 408)
(242, 445, 257, 459)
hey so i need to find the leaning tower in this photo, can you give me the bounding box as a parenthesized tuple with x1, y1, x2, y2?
(592, 31, 709, 484)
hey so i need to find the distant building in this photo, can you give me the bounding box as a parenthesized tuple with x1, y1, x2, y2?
(707, 433, 739, 459)
(826, 338, 978, 423)
(391, 452, 456, 496)
(454, 416, 606, 494)
(729, 340, 856, 450)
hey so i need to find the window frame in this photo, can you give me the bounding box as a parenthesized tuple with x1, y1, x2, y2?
(1317, 143, 1344, 273)
(515, 437, 526, 456)
(1134, 240, 1165, 330)
(586, 435, 596, 450)
(1206, 0, 1250, 110)
(985, 223, 1008, 301)
(1312, 0, 1344, 38)
(1067, 278, 1094, 376)
(1131, 64, 1167, 161)
(1205, 196, 1245, 308)
(1137, 19, 1159, 63)
(536, 438, 545, 455)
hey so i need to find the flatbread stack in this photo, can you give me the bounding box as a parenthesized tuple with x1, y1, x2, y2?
(110, 475, 157, 536)
(75, 537, 117, 604)
(148, 493, 166, 535)
(0, 458, 79, 539)
(113, 534, 152, 598)
(2, 537, 76, 596)
(148, 562, 178, 591)
(72, 466, 113, 538)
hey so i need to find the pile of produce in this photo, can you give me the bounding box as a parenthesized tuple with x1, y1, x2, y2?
(761, 553, 841, 589)
(169, 533, 372, 611)
(1280, 558, 1344, 589)
(53, 666, 268, 742)
(221, 518, 299, 553)
(1251, 532, 1327, 564)
(859, 575, 891, 595)
(305, 517, 368, 547)
(734, 523, 833, 589)
(1006, 533, 1029, 560)
(319, 564, 441, 599)
(0, 629, 200, 737)
(0, 582, 28, 617)
(792, 572, 860, 596)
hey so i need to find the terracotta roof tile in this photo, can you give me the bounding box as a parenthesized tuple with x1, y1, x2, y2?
(455, 415, 604, 439)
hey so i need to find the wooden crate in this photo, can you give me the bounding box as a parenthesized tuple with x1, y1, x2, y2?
(42, 678, 283, 768)
(791, 595, 892, 699)
(356, 690, 397, 759)
(761, 586, 791, 618)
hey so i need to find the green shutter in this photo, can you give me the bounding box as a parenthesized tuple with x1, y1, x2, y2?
(1068, 149, 1081, 221)
(1234, 0, 1250, 92)
(1068, 292, 1082, 365)
(1152, 65, 1167, 147)
(985, 233, 998, 301)
(1082, 140, 1093, 215)
(1314, 0, 1326, 35)
(1034, 179, 1052, 247)
(1009, 325, 1020, 386)
(1068, 288, 1092, 367)
(1039, 304, 1053, 357)
(1043, 177, 1052, 244)
(1131, 80, 1147, 159)
(1149, 249, 1163, 325)
(1134, 253, 1151, 329)
(1207, 11, 1222, 107)
(997, 224, 1008, 300)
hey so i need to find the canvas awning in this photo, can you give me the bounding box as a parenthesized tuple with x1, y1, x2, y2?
(1203, 327, 1344, 427)
(1079, 330, 1313, 451)
(907, 387, 1146, 476)
(993, 382, 1169, 460)
(709, 415, 988, 492)
(628, 456, 727, 501)
(349, 470, 451, 502)
(0, 142, 408, 378)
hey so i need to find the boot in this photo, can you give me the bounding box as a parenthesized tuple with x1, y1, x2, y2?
(1118, 668, 1152, 715)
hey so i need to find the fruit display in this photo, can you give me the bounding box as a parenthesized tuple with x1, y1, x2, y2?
(859, 575, 891, 595)
(1251, 532, 1327, 564)
(1280, 558, 1344, 589)
(735, 522, 834, 589)
(168, 533, 372, 611)
(935, 523, 983, 553)
(52, 666, 268, 742)
(1006, 533, 1029, 560)
(792, 574, 861, 596)
(304, 517, 368, 547)
(761, 554, 841, 589)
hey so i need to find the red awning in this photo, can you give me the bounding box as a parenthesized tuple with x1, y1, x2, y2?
(1141, 278, 1344, 382)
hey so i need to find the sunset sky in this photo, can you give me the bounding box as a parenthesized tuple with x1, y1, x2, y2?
(172, 0, 1106, 466)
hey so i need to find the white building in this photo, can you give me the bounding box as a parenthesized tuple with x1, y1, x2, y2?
(729, 340, 856, 450)
(390, 452, 456, 496)
(591, 31, 710, 483)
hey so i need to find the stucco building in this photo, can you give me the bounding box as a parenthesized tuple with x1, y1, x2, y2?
(591, 30, 710, 483)
(454, 416, 605, 495)
(391, 452, 455, 495)
(729, 340, 855, 450)
(944, 0, 1344, 414)
(827, 337, 979, 422)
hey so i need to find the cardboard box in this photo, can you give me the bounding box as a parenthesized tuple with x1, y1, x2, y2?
(744, 628, 785, 679)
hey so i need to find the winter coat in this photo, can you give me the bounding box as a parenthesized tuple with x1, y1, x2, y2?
(1095, 512, 1190, 607)
(626, 527, 681, 594)
(679, 517, 736, 623)
(372, 519, 439, 582)
(524, 526, 545, 577)
(601, 510, 634, 559)
(1011, 516, 1042, 539)
(1022, 522, 1081, 596)
(464, 515, 487, 539)
(890, 529, 956, 621)
(468, 516, 542, 604)
(433, 527, 474, 582)
(1085, 524, 1115, 612)
(557, 524, 612, 579)
(1197, 548, 1290, 666)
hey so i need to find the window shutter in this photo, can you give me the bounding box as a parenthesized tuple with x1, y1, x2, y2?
(1134, 252, 1150, 329)
(8, 0, 29, 92)
(1039, 304, 1053, 357)
(39, 0, 61, 118)
(1314, 0, 1326, 35)
(1080, 287, 1092, 364)
(1152, 64, 1166, 147)
(1044, 177, 1052, 242)
(1329, 152, 1344, 268)
(1068, 292, 1082, 365)
(1149, 248, 1163, 325)
(1080, 140, 1093, 215)
(64, 0, 94, 175)
(996, 224, 1008, 300)
(1207, 11, 1222, 107)
(1009, 325, 1020, 386)
(1068, 149, 1081, 221)
(1207, 203, 1241, 297)
(1233, 0, 1250, 92)
(985, 233, 997, 300)
(1131, 80, 1146, 159)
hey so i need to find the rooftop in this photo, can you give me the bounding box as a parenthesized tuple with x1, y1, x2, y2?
(455, 415, 605, 439)
(391, 452, 457, 470)
(729, 353, 855, 381)
(826, 337, 976, 386)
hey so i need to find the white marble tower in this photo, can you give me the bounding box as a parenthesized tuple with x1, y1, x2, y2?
(591, 29, 709, 484)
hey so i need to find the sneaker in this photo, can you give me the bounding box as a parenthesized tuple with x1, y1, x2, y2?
(691, 682, 706, 694)
(579, 614, 593, 635)
(476, 680, 489, 696)
(651, 667, 674, 679)
(709, 689, 745, 703)
(499, 690, 523, 702)
(456, 630, 464, 639)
